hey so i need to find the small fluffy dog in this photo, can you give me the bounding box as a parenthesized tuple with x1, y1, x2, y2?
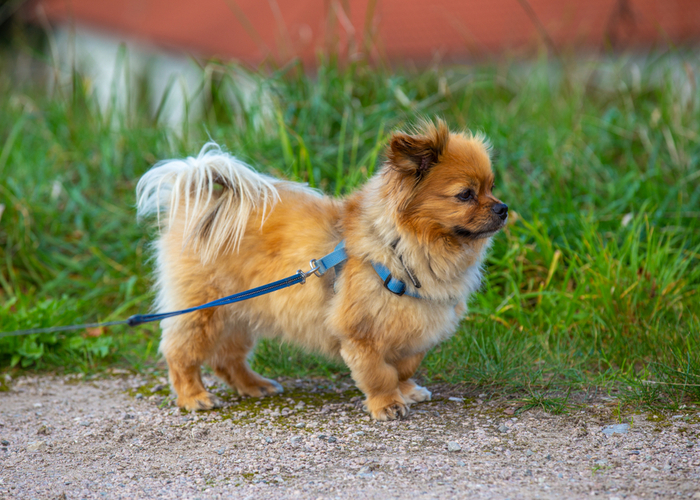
(136, 119, 507, 420)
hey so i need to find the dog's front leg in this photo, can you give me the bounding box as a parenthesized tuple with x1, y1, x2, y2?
(339, 340, 408, 421)
(394, 352, 432, 404)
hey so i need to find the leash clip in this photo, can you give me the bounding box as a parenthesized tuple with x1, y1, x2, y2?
(296, 260, 322, 285)
(308, 259, 323, 278)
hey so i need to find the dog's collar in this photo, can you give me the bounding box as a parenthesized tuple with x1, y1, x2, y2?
(314, 240, 422, 299)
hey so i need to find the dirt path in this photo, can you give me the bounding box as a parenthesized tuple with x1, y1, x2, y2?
(0, 373, 698, 499)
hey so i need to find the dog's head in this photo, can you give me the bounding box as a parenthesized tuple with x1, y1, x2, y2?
(384, 119, 508, 246)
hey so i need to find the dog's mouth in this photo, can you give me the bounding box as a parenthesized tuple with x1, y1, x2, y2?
(453, 218, 507, 240)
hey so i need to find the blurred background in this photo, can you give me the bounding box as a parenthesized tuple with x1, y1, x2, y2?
(23, 0, 700, 61)
(0, 0, 698, 404)
(4, 0, 700, 128)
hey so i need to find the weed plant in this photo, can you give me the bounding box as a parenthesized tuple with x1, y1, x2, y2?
(0, 44, 698, 407)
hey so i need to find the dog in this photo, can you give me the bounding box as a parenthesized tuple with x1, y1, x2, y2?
(136, 119, 507, 420)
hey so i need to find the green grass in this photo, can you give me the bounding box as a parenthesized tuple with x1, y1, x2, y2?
(1, 45, 698, 408)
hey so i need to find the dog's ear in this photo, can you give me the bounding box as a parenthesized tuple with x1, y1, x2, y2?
(388, 119, 450, 178)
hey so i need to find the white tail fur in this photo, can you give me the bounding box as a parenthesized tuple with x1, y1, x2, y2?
(136, 142, 280, 263)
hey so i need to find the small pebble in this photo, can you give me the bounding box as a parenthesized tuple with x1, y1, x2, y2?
(601, 423, 629, 435)
(498, 424, 508, 433)
(27, 441, 45, 452)
(357, 466, 374, 478)
(327, 436, 338, 443)
(294, 422, 306, 428)
(448, 397, 464, 402)
(447, 441, 461, 452)
(1, 440, 9, 446)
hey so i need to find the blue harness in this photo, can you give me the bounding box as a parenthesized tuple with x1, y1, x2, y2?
(314, 241, 421, 298)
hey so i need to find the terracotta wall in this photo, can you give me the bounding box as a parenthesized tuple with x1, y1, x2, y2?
(32, 0, 700, 64)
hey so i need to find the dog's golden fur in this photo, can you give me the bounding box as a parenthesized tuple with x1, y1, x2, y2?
(137, 119, 507, 420)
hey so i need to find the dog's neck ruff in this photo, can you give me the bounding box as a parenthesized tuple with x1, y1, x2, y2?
(315, 241, 422, 299)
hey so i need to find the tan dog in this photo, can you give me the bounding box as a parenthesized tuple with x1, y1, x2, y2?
(136, 119, 507, 420)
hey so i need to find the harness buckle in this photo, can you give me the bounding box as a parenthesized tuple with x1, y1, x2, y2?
(382, 273, 406, 296)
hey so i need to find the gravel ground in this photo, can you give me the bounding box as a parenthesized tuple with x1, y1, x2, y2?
(1, 372, 699, 499)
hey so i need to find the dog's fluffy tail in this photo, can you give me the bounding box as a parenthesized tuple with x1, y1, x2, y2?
(136, 142, 280, 263)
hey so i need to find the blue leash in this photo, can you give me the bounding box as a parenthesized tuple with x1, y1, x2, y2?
(126, 272, 308, 326)
(0, 241, 420, 338)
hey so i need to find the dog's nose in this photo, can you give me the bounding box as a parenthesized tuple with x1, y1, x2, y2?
(492, 203, 508, 220)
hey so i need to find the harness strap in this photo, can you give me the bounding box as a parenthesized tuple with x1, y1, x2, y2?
(314, 240, 348, 275)
(323, 240, 422, 299)
(371, 261, 422, 298)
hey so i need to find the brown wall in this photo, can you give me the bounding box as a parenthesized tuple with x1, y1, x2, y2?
(33, 0, 700, 64)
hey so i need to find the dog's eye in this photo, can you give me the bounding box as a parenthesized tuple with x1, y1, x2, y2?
(456, 189, 475, 202)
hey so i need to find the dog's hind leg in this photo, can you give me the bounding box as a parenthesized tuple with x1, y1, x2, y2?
(394, 352, 432, 404)
(209, 326, 283, 398)
(160, 308, 224, 411)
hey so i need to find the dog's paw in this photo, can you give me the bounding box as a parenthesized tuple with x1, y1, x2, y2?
(365, 394, 408, 421)
(177, 391, 221, 411)
(400, 381, 432, 404)
(372, 402, 408, 421)
(236, 378, 284, 398)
